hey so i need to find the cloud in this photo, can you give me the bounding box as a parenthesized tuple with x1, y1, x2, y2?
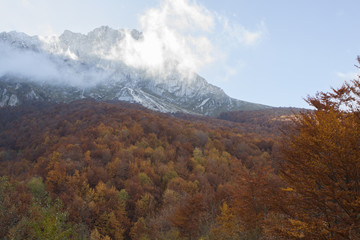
(117, 0, 215, 80)
(116, 0, 266, 81)
(219, 16, 266, 46)
(336, 71, 359, 81)
(0, 0, 267, 88)
(0, 42, 59, 80)
(0, 42, 109, 87)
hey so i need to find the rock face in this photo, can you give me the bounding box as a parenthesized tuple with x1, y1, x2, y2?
(0, 26, 270, 116)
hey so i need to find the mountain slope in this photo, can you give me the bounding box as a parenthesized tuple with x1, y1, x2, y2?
(0, 26, 270, 116)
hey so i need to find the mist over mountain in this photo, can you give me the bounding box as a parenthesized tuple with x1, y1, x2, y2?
(0, 27, 270, 116)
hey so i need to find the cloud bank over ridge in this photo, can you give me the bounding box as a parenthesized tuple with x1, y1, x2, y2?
(0, 0, 266, 87)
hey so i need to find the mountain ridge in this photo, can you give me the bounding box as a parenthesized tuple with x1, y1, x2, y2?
(0, 26, 271, 116)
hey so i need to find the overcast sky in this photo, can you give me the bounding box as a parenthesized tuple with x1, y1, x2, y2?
(0, 0, 359, 108)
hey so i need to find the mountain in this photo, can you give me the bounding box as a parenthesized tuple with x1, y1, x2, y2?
(0, 26, 270, 116)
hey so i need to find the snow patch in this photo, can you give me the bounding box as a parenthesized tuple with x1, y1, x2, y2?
(26, 89, 39, 100)
(8, 94, 19, 106)
(197, 98, 210, 108)
(0, 94, 9, 107)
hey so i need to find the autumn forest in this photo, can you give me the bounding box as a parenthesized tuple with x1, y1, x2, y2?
(1, 76, 360, 239)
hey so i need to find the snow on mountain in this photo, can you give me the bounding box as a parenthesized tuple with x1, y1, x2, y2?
(0, 26, 270, 116)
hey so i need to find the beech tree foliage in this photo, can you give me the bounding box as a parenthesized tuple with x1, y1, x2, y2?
(0, 99, 280, 239)
(267, 61, 360, 239)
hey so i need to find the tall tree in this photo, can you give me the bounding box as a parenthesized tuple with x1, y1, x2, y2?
(270, 63, 360, 239)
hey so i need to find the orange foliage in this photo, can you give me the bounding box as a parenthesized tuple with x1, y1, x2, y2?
(0, 99, 284, 239)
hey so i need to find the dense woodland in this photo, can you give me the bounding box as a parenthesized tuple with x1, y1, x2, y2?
(1, 76, 360, 239)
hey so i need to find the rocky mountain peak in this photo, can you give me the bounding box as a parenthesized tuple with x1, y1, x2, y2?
(0, 27, 270, 116)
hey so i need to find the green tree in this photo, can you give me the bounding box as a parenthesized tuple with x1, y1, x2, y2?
(0, 176, 31, 239)
(26, 198, 75, 240)
(9, 177, 76, 240)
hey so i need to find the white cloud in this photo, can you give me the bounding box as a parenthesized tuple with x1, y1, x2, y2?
(0, 0, 267, 87)
(0, 41, 109, 87)
(218, 63, 242, 83)
(336, 71, 359, 81)
(117, 0, 215, 80)
(219, 15, 266, 46)
(117, 0, 266, 80)
(0, 42, 59, 80)
(206, 60, 245, 84)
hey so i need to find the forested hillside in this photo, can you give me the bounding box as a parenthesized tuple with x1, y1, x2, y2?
(1, 78, 359, 239)
(0, 99, 282, 239)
